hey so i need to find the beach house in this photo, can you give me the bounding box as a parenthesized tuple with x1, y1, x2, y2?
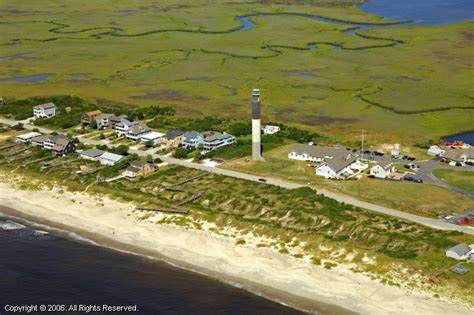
(115, 119, 138, 137)
(446, 243, 473, 260)
(82, 110, 102, 125)
(182, 131, 203, 149)
(202, 132, 236, 152)
(126, 124, 151, 141)
(140, 131, 165, 145)
(98, 152, 124, 166)
(122, 160, 156, 178)
(80, 149, 105, 161)
(263, 125, 280, 135)
(15, 132, 41, 144)
(33, 103, 57, 119)
(162, 129, 184, 149)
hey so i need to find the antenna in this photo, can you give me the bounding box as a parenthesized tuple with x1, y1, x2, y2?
(361, 129, 365, 161)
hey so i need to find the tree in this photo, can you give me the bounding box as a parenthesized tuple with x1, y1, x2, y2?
(144, 140, 154, 148)
(173, 147, 191, 158)
(90, 120, 98, 129)
(154, 157, 163, 164)
(112, 144, 129, 156)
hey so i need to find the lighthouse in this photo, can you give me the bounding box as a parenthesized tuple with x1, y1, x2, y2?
(252, 88, 262, 160)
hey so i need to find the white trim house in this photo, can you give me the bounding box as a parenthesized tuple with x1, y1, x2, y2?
(33, 103, 57, 119)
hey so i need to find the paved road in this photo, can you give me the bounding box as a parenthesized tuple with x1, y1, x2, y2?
(2, 117, 473, 235)
(417, 159, 474, 199)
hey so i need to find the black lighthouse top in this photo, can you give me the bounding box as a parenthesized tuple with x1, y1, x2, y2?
(252, 88, 260, 119)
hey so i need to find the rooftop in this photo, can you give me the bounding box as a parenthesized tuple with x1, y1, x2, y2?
(100, 152, 124, 162)
(183, 131, 202, 140)
(141, 131, 165, 140)
(290, 143, 350, 159)
(34, 102, 56, 110)
(80, 149, 105, 158)
(16, 132, 41, 140)
(203, 132, 234, 142)
(448, 243, 472, 256)
(165, 129, 184, 140)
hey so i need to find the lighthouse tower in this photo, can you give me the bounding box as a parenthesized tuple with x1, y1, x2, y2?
(252, 88, 262, 160)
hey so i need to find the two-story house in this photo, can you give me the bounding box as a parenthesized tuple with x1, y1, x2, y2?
(33, 103, 57, 119)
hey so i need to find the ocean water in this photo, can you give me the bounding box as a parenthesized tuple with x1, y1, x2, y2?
(0, 216, 302, 314)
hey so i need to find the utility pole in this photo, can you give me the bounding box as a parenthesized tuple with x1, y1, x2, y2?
(361, 129, 365, 161)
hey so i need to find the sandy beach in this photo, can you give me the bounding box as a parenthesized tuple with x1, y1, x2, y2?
(0, 181, 471, 315)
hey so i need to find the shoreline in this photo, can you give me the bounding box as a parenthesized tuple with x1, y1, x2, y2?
(0, 182, 472, 315)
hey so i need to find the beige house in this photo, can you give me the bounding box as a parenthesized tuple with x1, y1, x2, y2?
(122, 160, 156, 178)
(162, 129, 184, 149)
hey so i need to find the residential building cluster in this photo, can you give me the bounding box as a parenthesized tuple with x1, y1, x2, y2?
(288, 143, 368, 179)
(16, 132, 76, 157)
(80, 149, 124, 166)
(428, 143, 474, 166)
(82, 110, 237, 153)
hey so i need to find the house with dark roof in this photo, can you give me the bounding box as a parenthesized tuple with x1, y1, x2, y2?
(182, 131, 203, 149)
(446, 243, 473, 260)
(43, 134, 70, 150)
(80, 149, 105, 161)
(52, 138, 76, 156)
(162, 129, 184, 149)
(33, 102, 57, 119)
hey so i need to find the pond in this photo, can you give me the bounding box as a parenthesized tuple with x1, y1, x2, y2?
(0, 73, 52, 83)
(443, 132, 474, 145)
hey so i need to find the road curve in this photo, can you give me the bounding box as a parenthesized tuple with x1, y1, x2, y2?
(1, 117, 473, 235)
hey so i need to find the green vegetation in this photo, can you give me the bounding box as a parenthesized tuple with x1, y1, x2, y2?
(433, 170, 474, 194)
(222, 144, 474, 216)
(1, 143, 473, 305)
(0, 0, 472, 146)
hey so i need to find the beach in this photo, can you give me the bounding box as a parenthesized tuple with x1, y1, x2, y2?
(0, 181, 471, 315)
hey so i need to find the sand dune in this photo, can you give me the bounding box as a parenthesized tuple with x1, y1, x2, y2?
(0, 182, 471, 315)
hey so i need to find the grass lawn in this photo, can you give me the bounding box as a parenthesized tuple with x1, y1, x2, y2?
(0, 0, 472, 146)
(433, 169, 474, 194)
(221, 144, 474, 216)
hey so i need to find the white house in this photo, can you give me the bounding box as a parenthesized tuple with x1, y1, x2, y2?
(288, 143, 351, 163)
(427, 145, 446, 157)
(80, 149, 105, 161)
(43, 134, 70, 150)
(316, 155, 367, 179)
(98, 152, 124, 166)
(33, 103, 57, 119)
(182, 131, 203, 149)
(263, 125, 280, 135)
(115, 119, 138, 137)
(125, 124, 151, 141)
(202, 132, 236, 152)
(446, 243, 473, 260)
(15, 132, 41, 144)
(370, 160, 395, 179)
(140, 131, 165, 145)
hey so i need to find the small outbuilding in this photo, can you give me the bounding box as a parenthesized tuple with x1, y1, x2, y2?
(446, 243, 473, 260)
